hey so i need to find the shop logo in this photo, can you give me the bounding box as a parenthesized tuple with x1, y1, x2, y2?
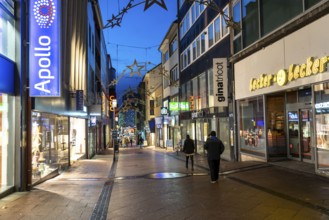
(33, 0, 56, 28)
(29, 0, 60, 97)
(213, 58, 228, 107)
(250, 56, 329, 92)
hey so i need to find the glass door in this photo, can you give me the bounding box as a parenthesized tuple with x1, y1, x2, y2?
(288, 111, 299, 158)
(300, 109, 312, 160)
(287, 109, 313, 161)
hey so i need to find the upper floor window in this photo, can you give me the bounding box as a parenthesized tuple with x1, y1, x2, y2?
(170, 66, 179, 83)
(169, 37, 178, 56)
(163, 50, 169, 63)
(208, 23, 214, 48)
(222, 6, 229, 37)
(180, 1, 207, 39)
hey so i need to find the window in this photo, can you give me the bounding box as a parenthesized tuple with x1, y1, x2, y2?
(207, 69, 214, 107)
(201, 33, 206, 53)
(196, 37, 201, 57)
(261, 0, 303, 36)
(0, 4, 15, 60)
(187, 47, 191, 65)
(163, 50, 169, 63)
(192, 77, 199, 110)
(208, 23, 214, 48)
(180, 1, 207, 39)
(192, 41, 197, 60)
(179, 0, 185, 8)
(222, 7, 229, 37)
(199, 73, 207, 109)
(238, 96, 266, 157)
(191, 4, 196, 23)
(214, 17, 221, 42)
(233, 0, 242, 52)
(242, 0, 259, 47)
(305, 0, 321, 9)
(170, 66, 179, 83)
(169, 37, 178, 56)
(89, 25, 91, 48)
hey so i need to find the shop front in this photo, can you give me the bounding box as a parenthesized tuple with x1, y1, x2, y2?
(180, 110, 230, 159)
(0, 93, 15, 193)
(0, 55, 15, 194)
(234, 14, 329, 176)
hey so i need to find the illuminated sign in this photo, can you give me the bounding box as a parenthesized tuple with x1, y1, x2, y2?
(213, 58, 228, 107)
(250, 56, 329, 91)
(315, 102, 329, 109)
(29, 0, 61, 97)
(161, 107, 168, 115)
(169, 102, 189, 111)
(109, 95, 116, 112)
(90, 116, 97, 126)
(288, 112, 298, 121)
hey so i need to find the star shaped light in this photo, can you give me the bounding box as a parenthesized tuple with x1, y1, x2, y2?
(144, 0, 167, 11)
(127, 59, 145, 77)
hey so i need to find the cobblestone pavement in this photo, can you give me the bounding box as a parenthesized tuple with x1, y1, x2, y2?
(0, 146, 329, 220)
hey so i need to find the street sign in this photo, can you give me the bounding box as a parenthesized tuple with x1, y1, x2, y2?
(112, 130, 118, 140)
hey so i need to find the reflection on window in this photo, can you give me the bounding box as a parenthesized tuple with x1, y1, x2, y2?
(242, 0, 259, 47)
(239, 96, 266, 157)
(261, 0, 302, 36)
(315, 82, 329, 170)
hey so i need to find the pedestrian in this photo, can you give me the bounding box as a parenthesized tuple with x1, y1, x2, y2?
(204, 131, 225, 183)
(183, 135, 195, 171)
(139, 137, 144, 149)
(130, 138, 133, 147)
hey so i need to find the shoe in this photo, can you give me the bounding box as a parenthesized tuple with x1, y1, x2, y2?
(211, 181, 216, 183)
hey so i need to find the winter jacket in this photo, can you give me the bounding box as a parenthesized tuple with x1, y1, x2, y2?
(204, 136, 225, 160)
(183, 138, 195, 154)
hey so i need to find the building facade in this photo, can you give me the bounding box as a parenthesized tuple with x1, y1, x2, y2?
(231, 0, 329, 176)
(143, 65, 163, 147)
(159, 20, 181, 150)
(178, 0, 233, 160)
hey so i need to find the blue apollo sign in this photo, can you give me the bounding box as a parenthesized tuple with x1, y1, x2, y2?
(29, 0, 60, 97)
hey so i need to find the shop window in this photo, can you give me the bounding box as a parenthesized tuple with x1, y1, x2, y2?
(70, 118, 86, 162)
(314, 82, 329, 171)
(31, 113, 69, 183)
(0, 94, 14, 189)
(238, 96, 266, 157)
(267, 95, 286, 157)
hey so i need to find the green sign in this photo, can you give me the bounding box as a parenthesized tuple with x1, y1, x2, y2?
(169, 102, 189, 111)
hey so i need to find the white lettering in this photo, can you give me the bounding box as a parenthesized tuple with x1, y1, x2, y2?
(34, 80, 51, 93)
(33, 35, 53, 93)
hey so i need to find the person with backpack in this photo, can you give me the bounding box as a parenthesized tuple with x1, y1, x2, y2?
(204, 131, 225, 183)
(183, 135, 195, 171)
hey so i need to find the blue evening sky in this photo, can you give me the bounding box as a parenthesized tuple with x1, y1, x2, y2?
(99, 0, 177, 102)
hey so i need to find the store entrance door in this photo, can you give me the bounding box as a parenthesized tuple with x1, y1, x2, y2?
(287, 108, 313, 162)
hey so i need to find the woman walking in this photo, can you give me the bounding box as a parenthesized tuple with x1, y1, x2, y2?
(183, 135, 195, 171)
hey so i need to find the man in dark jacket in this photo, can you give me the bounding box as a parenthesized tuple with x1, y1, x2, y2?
(204, 131, 225, 183)
(183, 135, 195, 171)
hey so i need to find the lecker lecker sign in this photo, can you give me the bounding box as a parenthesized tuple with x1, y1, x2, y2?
(249, 56, 329, 91)
(213, 58, 228, 107)
(29, 0, 61, 97)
